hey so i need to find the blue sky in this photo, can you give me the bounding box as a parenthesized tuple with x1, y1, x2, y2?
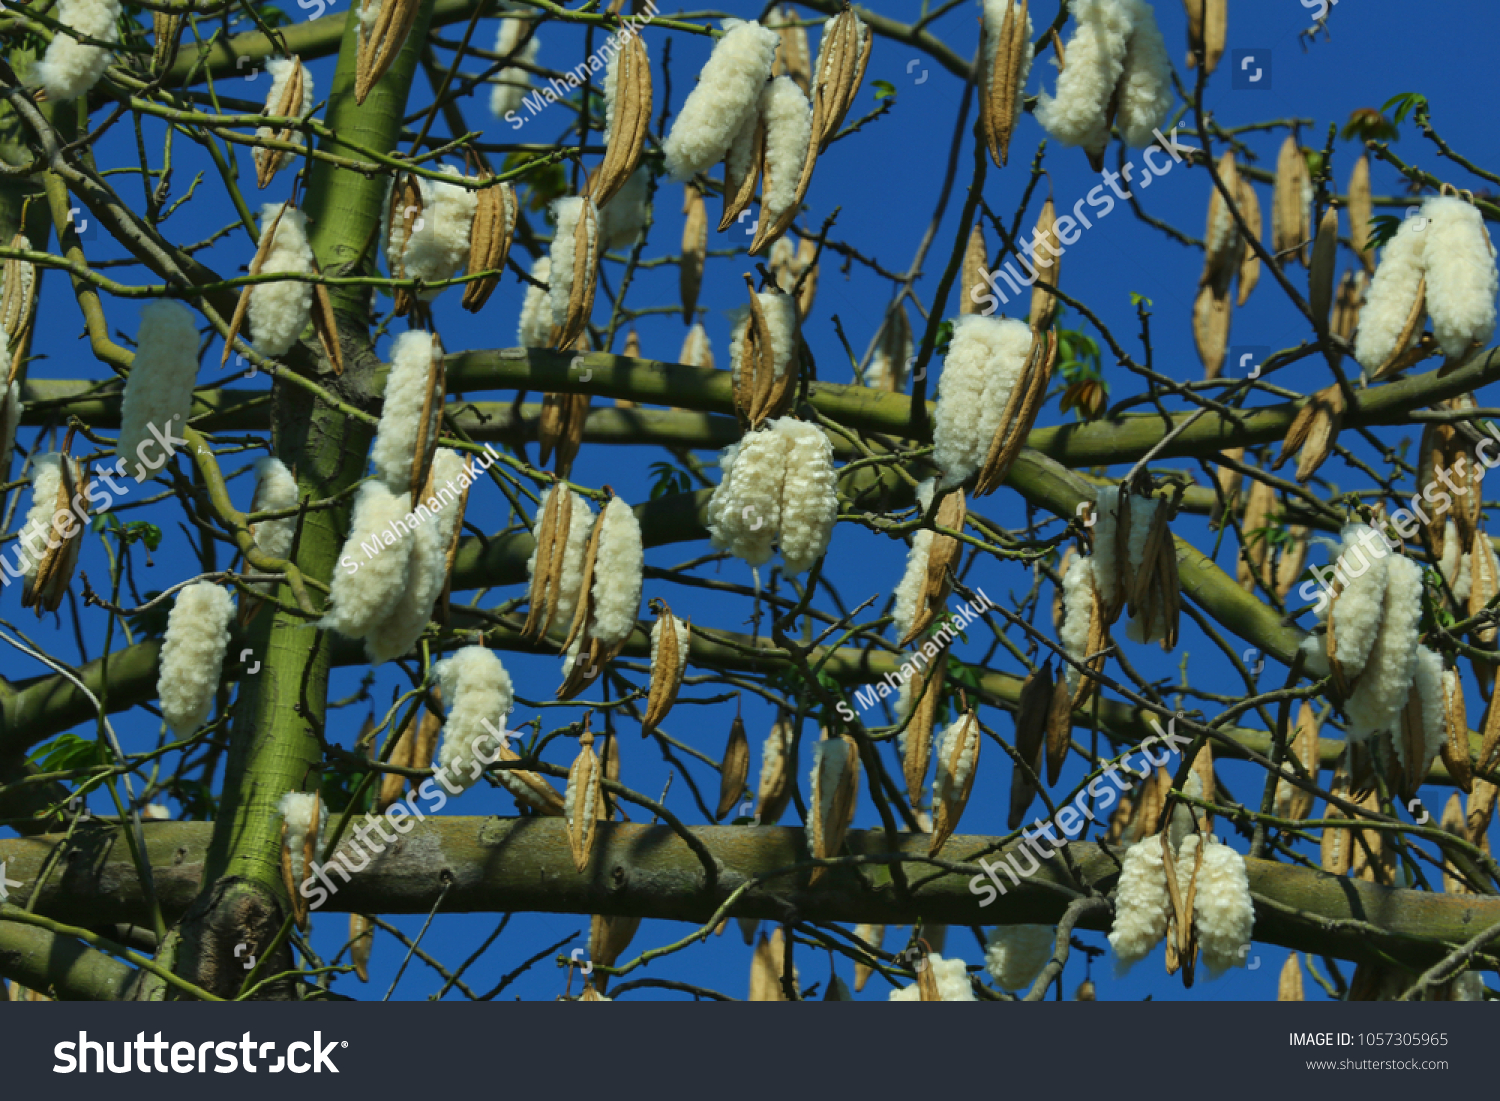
(5, 0, 1497, 1002)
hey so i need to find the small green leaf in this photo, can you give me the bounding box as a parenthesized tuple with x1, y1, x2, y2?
(872, 79, 896, 100)
(1129, 292, 1153, 308)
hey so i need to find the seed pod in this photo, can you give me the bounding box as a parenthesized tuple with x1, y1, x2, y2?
(794, 236, 818, 317)
(1021, 662, 1062, 787)
(732, 277, 799, 428)
(1347, 155, 1374, 273)
(1309, 207, 1340, 335)
(1274, 524, 1309, 600)
(807, 734, 860, 884)
(1331, 270, 1367, 344)
(770, 5, 812, 94)
(1469, 529, 1499, 697)
(1132, 767, 1172, 841)
(153, 11, 182, 73)
(355, 0, 423, 105)
(22, 454, 89, 615)
(1236, 478, 1275, 594)
(974, 328, 1058, 496)
(254, 58, 307, 189)
(1193, 282, 1232, 379)
(1128, 496, 1181, 649)
(1183, 0, 1226, 73)
(523, 484, 575, 643)
(871, 299, 912, 391)
(756, 719, 795, 824)
(902, 654, 945, 807)
(1, 235, 36, 377)
(495, 738, 567, 816)
(853, 924, 883, 991)
(279, 791, 321, 932)
(1420, 398, 1483, 558)
(930, 712, 979, 856)
(462, 183, 517, 312)
(589, 33, 651, 209)
(809, 8, 872, 152)
(589, 911, 640, 993)
(980, 0, 1030, 168)
(1278, 953, 1304, 1000)
(901, 487, 966, 645)
(1210, 448, 1244, 528)
(1439, 671, 1474, 795)
(1029, 198, 1061, 331)
(1104, 790, 1136, 845)
(1441, 793, 1469, 895)
(643, 603, 689, 731)
(538, 392, 590, 478)
(1371, 275, 1431, 380)
(1276, 702, 1321, 822)
(376, 712, 416, 813)
(350, 913, 373, 981)
(556, 501, 635, 702)
(1273, 137, 1313, 267)
(405, 333, 445, 504)
(1202, 152, 1245, 289)
(1349, 788, 1390, 884)
(565, 730, 603, 872)
(1319, 760, 1353, 876)
(1236, 179, 1262, 307)
(681, 186, 707, 323)
(716, 714, 750, 820)
(221, 200, 290, 366)
(749, 930, 789, 1001)
(551, 199, 600, 351)
(1470, 779, 1498, 841)
(1274, 383, 1344, 483)
(960, 223, 988, 316)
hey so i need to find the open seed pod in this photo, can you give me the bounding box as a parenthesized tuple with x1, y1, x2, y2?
(589, 33, 651, 209)
(494, 738, 566, 815)
(930, 711, 979, 855)
(254, 58, 307, 189)
(872, 299, 912, 392)
(902, 652, 946, 808)
(523, 484, 577, 643)
(551, 199, 600, 351)
(642, 600, 689, 731)
(1275, 702, 1321, 822)
(808, 8, 872, 153)
(1440, 669, 1473, 794)
(720, 115, 764, 233)
(588, 912, 640, 994)
(22, 453, 90, 615)
(557, 509, 630, 702)
(853, 924, 883, 991)
(462, 182, 517, 312)
(350, 913, 373, 981)
(1272, 136, 1313, 267)
(279, 792, 321, 933)
(406, 333, 446, 503)
(1182, 0, 1226, 72)
(979, 0, 1029, 167)
(538, 391, 590, 478)
(1, 236, 36, 378)
(749, 929, 791, 1001)
(715, 713, 750, 820)
(221, 200, 340, 373)
(1125, 496, 1181, 649)
(1029, 196, 1061, 331)
(1236, 178, 1262, 307)
(732, 277, 800, 428)
(355, 0, 423, 104)
(900, 487, 966, 645)
(565, 730, 604, 872)
(960, 222, 988, 316)
(1419, 396, 1483, 557)
(770, 6, 812, 94)
(1274, 383, 1344, 483)
(755, 718, 796, 825)
(1319, 758, 1354, 876)
(807, 733, 860, 883)
(1469, 529, 1499, 698)
(973, 328, 1057, 496)
(681, 186, 707, 322)
(1331, 269, 1367, 345)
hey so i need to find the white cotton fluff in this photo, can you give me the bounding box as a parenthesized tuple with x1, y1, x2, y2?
(586, 496, 643, 646)
(386, 167, 478, 299)
(662, 19, 780, 182)
(157, 582, 234, 735)
(1354, 214, 1428, 372)
(1175, 834, 1254, 977)
(650, 614, 690, 674)
(1420, 195, 1499, 359)
(526, 484, 595, 632)
(249, 203, 314, 358)
(706, 429, 786, 567)
(599, 167, 651, 251)
(490, 16, 540, 120)
(1033, 0, 1133, 161)
(517, 256, 553, 348)
(1108, 832, 1170, 974)
(893, 529, 934, 643)
(725, 106, 761, 192)
(250, 456, 299, 565)
(117, 301, 199, 482)
(321, 481, 414, 639)
(33, 0, 121, 103)
(278, 791, 326, 879)
(1343, 553, 1423, 743)
(257, 58, 315, 160)
(0, 380, 21, 476)
(1439, 521, 1471, 602)
(984, 924, 1054, 991)
(1115, 0, 1173, 146)
(547, 196, 599, 335)
(805, 735, 855, 852)
(563, 740, 599, 832)
(364, 513, 445, 665)
(888, 954, 976, 1001)
(1059, 553, 1097, 689)
(18, 456, 63, 588)
(679, 323, 715, 369)
(932, 715, 977, 806)
(1089, 484, 1157, 615)
(1399, 648, 1448, 780)
(369, 330, 438, 494)
(1452, 972, 1487, 1001)
(758, 76, 812, 227)
(772, 418, 838, 575)
(1166, 768, 1204, 854)
(932, 315, 1033, 489)
(982, 0, 1034, 138)
(729, 292, 799, 390)
(759, 721, 791, 802)
(1316, 524, 1391, 682)
(435, 646, 513, 791)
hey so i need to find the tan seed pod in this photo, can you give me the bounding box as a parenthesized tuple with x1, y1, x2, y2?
(350, 913, 373, 982)
(376, 711, 417, 813)
(973, 328, 1058, 496)
(901, 488, 966, 645)
(808, 733, 860, 883)
(809, 9, 872, 153)
(1104, 790, 1135, 845)
(1210, 448, 1244, 528)
(1349, 787, 1390, 884)
(355, 0, 423, 105)
(279, 791, 320, 932)
(1183, 0, 1226, 72)
(1469, 779, 1498, 840)
(412, 688, 441, 773)
(1189, 741, 1216, 809)
(566, 730, 604, 872)
(588, 33, 651, 209)
(1133, 766, 1171, 840)
(1274, 524, 1309, 600)
(719, 113, 764, 234)
(1348, 155, 1374, 274)
(1309, 207, 1340, 335)
(1, 235, 36, 378)
(407, 334, 446, 505)
(1273, 137, 1313, 267)
(1029, 198, 1061, 331)
(308, 256, 344, 375)
(495, 738, 566, 815)
(220, 200, 292, 368)
(1275, 702, 1321, 822)
(716, 714, 750, 820)
(551, 200, 600, 351)
(1319, 760, 1353, 876)
(23, 454, 90, 615)
(679, 323, 715, 370)
(643, 603, 689, 732)
(1440, 668, 1473, 794)
(1023, 663, 1064, 787)
(1419, 398, 1483, 557)
(462, 183, 517, 312)
(1274, 383, 1344, 483)
(930, 711, 979, 855)
(1126, 496, 1180, 649)
(872, 299, 912, 391)
(1478, 687, 1500, 779)
(589, 912, 640, 991)
(1236, 478, 1275, 594)
(733, 277, 799, 428)
(853, 924, 883, 991)
(979, 0, 1029, 168)
(960, 223, 988, 316)
(153, 11, 183, 74)
(1236, 179, 1262, 307)
(1441, 793, 1469, 895)
(1278, 953, 1304, 1001)
(903, 654, 945, 808)
(681, 186, 707, 323)
(1469, 529, 1499, 697)
(756, 719, 795, 825)
(523, 484, 574, 643)
(538, 391, 590, 478)
(1193, 281, 1232, 379)
(794, 236, 819, 317)
(770, 6, 812, 94)
(1202, 152, 1245, 289)
(1331, 270, 1367, 344)
(1371, 276, 1431, 379)
(1016, 677, 1058, 828)
(750, 930, 789, 1001)
(254, 58, 307, 190)
(557, 508, 630, 702)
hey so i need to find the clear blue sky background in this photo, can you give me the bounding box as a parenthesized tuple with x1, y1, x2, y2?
(5, 0, 1498, 1002)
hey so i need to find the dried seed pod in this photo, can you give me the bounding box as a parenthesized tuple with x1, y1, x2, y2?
(1331, 270, 1367, 344)
(376, 712, 416, 813)
(1272, 137, 1313, 267)
(565, 730, 604, 872)
(1127, 496, 1181, 649)
(1348, 155, 1375, 273)
(0, 235, 36, 377)
(716, 714, 750, 820)
(495, 738, 567, 815)
(1420, 398, 1483, 558)
(350, 913, 373, 981)
(1183, 0, 1226, 73)
(1441, 793, 1469, 895)
(1202, 152, 1246, 289)
(1012, 676, 1054, 829)
(1132, 767, 1172, 841)
(1349, 787, 1390, 884)
(589, 33, 652, 209)
(809, 8, 872, 152)
(643, 603, 689, 731)
(550, 198, 600, 351)
(979, 0, 1030, 168)
(1319, 760, 1353, 876)
(1104, 790, 1136, 845)
(523, 484, 576, 643)
(1440, 669, 1474, 794)
(538, 392, 590, 478)
(153, 11, 182, 73)
(1210, 448, 1244, 528)
(254, 58, 308, 189)
(930, 712, 979, 855)
(22, 454, 90, 615)
(1274, 524, 1309, 601)
(770, 5, 812, 94)
(1236, 478, 1275, 594)
(1275, 702, 1321, 822)
(794, 236, 818, 317)
(1469, 529, 1499, 697)
(279, 791, 321, 932)
(1236, 179, 1262, 307)
(853, 924, 883, 991)
(807, 734, 860, 884)
(1193, 282, 1232, 379)
(732, 278, 799, 428)
(355, 0, 423, 105)
(1029, 198, 1061, 331)
(900, 487, 966, 645)
(902, 656, 945, 807)
(870, 299, 912, 391)
(589, 911, 640, 992)
(462, 183, 517, 312)
(750, 76, 818, 255)
(679, 322, 714, 370)
(1274, 383, 1344, 483)
(681, 186, 707, 323)
(960, 222, 988, 316)
(1278, 953, 1304, 1001)
(1470, 779, 1498, 841)
(749, 930, 789, 1001)
(1309, 206, 1340, 335)
(756, 719, 795, 824)
(973, 328, 1058, 496)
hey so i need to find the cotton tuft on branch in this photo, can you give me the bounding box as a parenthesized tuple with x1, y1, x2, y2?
(984, 924, 1054, 991)
(662, 19, 780, 181)
(34, 0, 121, 102)
(489, 16, 540, 119)
(931, 315, 1034, 488)
(157, 582, 234, 735)
(321, 481, 414, 640)
(435, 646, 514, 791)
(249, 203, 315, 357)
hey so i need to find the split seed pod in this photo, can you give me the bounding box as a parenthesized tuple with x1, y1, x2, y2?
(153, 11, 183, 74)
(681, 186, 707, 322)
(973, 328, 1058, 496)
(1419, 398, 1483, 557)
(495, 738, 567, 815)
(900, 487, 966, 645)
(524, 483, 577, 643)
(1319, 759, 1353, 876)
(1029, 195, 1060, 331)
(732, 277, 799, 428)
(254, 58, 307, 189)
(1272, 137, 1313, 267)
(903, 652, 946, 807)
(1441, 793, 1470, 895)
(220, 202, 341, 372)
(1, 236, 37, 377)
(1236, 178, 1262, 307)
(720, 115, 764, 233)
(808, 8, 872, 153)
(350, 913, 373, 981)
(1276, 702, 1321, 822)
(1331, 270, 1367, 344)
(462, 183, 517, 312)
(590, 32, 652, 208)
(807, 734, 860, 884)
(716, 714, 750, 820)
(279, 792, 321, 932)
(1182, 0, 1226, 73)
(1274, 383, 1344, 483)
(749, 930, 789, 1001)
(1012, 673, 1051, 828)
(566, 730, 604, 872)
(22, 453, 89, 614)
(1274, 524, 1309, 601)
(1469, 529, 1499, 697)
(558, 506, 629, 701)
(643, 601, 689, 731)
(552, 200, 600, 350)
(1440, 668, 1472, 794)
(960, 223, 988, 316)
(407, 333, 446, 504)
(1126, 497, 1181, 649)
(1236, 478, 1275, 594)
(770, 6, 812, 94)
(756, 718, 795, 824)
(355, 0, 423, 104)
(930, 711, 980, 855)
(980, 0, 1029, 167)
(538, 392, 590, 477)
(1309, 207, 1340, 337)
(1348, 155, 1375, 274)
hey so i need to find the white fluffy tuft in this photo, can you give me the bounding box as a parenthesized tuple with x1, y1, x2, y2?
(1354, 215, 1428, 372)
(984, 924, 1054, 991)
(932, 315, 1033, 488)
(1032, 0, 1132, 160)
(435, 646, 513, 791)
(517, 256, 553, 348)
(771, 418, 837, 575)
(33, 0, 121, 102)
(369, 330, 439, 493)
(1108, 832, 1170, 973)
(249, 203, 315, 357)
(758, 76, 812, 226)
(157, 582, 234, 735)
(662, 20, 779, 182)
(321, 482, 414, 639)
(490, 16, 540, 120)
(1421, 195, 1498, 359)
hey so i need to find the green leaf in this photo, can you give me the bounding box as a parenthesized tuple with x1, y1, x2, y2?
(29, 733, 107, 773)
(1365, 213, 1403, 251)
(933, 318, 955, 357)
(1381, 92, 1427, 125)
(872, 79, 896, 100)
(648, 461, 693, 500)
(1129, 292, 1153, 308)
